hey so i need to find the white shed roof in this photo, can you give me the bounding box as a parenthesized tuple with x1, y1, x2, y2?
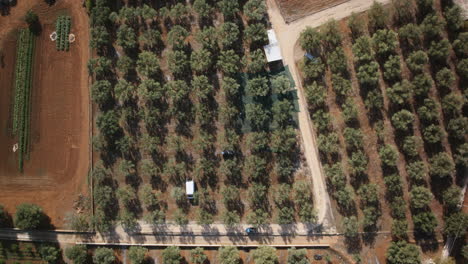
(186, 180, 194, 195)
(264, 29, 283, 62)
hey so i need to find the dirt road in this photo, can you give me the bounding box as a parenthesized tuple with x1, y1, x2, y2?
(266, 0, 392, 231)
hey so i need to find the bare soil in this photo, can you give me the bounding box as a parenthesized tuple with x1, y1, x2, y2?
(275, 0, 350, 23)
(0, 0, 90, 228)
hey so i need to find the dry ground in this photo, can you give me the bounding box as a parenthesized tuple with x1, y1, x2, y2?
(0, 0, 90, 228)
(275, 0, 350, 23)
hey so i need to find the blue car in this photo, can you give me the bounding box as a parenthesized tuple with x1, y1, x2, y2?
(245, 227, 257, 235)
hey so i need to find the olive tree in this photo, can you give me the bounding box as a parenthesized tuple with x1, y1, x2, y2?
(252, 246, 278, 264)
(429, 152, 455, 179)
(406, 50, 428, 73)
(410, 186, 433, 209)
(391, 110, 414, 131)
(386, 241, 420, 264)
(14, 203, 46, 230)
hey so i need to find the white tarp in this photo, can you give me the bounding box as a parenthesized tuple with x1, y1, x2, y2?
(264, 29, 283, 62)
(186, 180, 194, 196)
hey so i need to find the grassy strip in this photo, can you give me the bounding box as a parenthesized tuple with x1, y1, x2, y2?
(55, 16, 71, 51)
(12, 28, 35, 171)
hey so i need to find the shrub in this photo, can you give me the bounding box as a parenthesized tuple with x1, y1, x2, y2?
(391, 110, 414, 131)
(349, 150, 368, 175)
(191, 49, 212, 73)
(128, 246, 147, 264)
(410, 186, 433, 209)
(413, 211, 437, 234)
(348, 12, 365, 38)
(358, 184, 379, 206)
(343, 127, 363, 149)
(14, 203, 45, 230)
(379, 145, 398, 167)
(402, 136, 420, 157)
(443, 186, 462, 209)
(244, 23, 268, 44)
(428, 39, 450, 63)
(343, 216, 359, 238)
(452, 32, 468, 58)
(219, 246, 240, 264)
(162, 246, 181, 264)
(391, 219, 408, 239)
(136, 51, 159, 78)
(435, 68, 455, 89)
(372, 29, 398, 57)
(218, 50, 240, 75)
(368, 1, 388, 32)
(287, 247, 308, 264)
(447, 117, 467, 140)
(386, 80, 413, 105)
(422, 124, 443, 144)
(299, 27, 322, 53)
(442, 93, 464, 116)
(383, 55, 402, 81)
(318, 133, 339, 154)
(246, 77, 269, 98)
(252, 246, 278, 264)
(331, 74, 352, 96)
(420, 14, 446, 39)
(386, 241, 420, 264)
(417, 98, 438, 123)
(398, 23, 422, 50)
(244, 0, 266, 21)
(218, 22, 239, 48)
(444, 212, 468, 236)
(357, 61, 380, 87)
(352, 36, 374, 64)
(444, 5, 464, 32)
(217, 0, 239, 19)
(93, 248, 115, 264)
(384, 174, 403, 196)
(429, 152, 455, 178)
(190, 247, 207, 264)
(412, 73, 433, 97)
(406, 50, 428, 73)
(65, 245, 87, 264)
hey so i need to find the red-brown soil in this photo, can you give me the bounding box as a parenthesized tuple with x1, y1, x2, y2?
(0, 0, 90, 228)
(275, 0, 350, 23)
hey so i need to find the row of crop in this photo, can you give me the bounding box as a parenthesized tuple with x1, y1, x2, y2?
(12, 28, 35, 171)
(55, 16, 71, 51)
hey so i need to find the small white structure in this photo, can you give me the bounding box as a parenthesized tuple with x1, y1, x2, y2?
(50, 32, 57, 41)
(69, 34, 76, 43)
(12, 143, 18, 153)
(263, 29, 283, 62)
(186, 180, 195, 200)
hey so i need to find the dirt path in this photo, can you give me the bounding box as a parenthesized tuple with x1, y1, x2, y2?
(266, 0, 392, 231)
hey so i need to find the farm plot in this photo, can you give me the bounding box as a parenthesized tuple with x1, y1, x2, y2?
(12, 28, 35, 172)
(275, 0, 350, 23)
(55, 15, 71, 51)
(0, 0, 90, 228)
(88, 0, 313, 232)
(298, 0, 467, 259)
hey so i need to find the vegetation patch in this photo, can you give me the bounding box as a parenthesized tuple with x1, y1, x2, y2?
(12, 28, 35, 171)
(55, 15, 71, 51)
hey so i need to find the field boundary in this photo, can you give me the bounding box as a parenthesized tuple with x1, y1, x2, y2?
(275, 0, 351, 23)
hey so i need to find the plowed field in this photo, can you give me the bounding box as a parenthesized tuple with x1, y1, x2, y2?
(0, 0, 90, 228)
(276, 0, 350, 22)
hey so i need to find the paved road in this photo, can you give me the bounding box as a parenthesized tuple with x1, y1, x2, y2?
(266, 0, 392, 232)
(0, 223, 337, 247)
